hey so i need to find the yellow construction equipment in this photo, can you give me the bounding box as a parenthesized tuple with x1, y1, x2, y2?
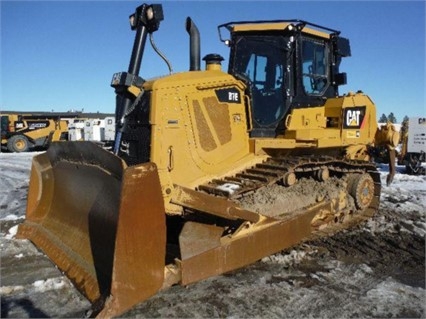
(1, 113, 69, 152)
(17, 3, 399, 317)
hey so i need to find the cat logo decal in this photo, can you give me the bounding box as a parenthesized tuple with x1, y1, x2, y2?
(343, 106, 366, 129)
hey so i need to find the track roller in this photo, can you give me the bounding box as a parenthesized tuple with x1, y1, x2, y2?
(315, 167, 330, 182)
(282, 172, 297, 186)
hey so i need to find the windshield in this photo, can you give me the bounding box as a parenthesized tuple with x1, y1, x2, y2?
(231, 35, 287, 127)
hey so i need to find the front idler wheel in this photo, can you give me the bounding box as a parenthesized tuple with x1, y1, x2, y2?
(348, 173, 375, 210)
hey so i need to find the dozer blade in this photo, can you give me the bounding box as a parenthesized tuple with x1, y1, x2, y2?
(17, 142, 166, 317)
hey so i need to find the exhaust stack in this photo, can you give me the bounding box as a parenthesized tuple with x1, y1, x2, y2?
(186, 17, 200, 71)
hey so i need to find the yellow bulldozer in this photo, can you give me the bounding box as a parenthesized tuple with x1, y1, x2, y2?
(17, 3, 399, 317)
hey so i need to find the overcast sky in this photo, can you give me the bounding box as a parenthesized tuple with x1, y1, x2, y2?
(1, 1, 425, 122)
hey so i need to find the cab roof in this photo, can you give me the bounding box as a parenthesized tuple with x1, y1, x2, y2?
(218, 20, 340, 40)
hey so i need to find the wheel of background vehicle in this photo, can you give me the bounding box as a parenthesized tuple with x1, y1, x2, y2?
(347, 173, 375, 210)
(7, 135, 30, 152)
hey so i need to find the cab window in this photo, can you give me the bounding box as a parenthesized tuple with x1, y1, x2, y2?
(302, 38, 329, 95)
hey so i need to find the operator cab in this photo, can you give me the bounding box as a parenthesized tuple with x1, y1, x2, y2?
(219, 20, 351, 137)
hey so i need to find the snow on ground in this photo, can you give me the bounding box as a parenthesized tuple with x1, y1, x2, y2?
(0, 152, 425, 318)
(0, 152, 36, 221)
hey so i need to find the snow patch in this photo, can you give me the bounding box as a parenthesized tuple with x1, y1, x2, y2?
(0, 285, 25, 295)
(5, 225, 19, 239)
(363, 277, 425, 317)
(262, 247, 315, 266)
(3, 214, 23, 221)
(216, 183, 241, 195)
(32, 278, 68, 292)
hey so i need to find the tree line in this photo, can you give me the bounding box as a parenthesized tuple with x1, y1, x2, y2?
(378, 112, 409, 126)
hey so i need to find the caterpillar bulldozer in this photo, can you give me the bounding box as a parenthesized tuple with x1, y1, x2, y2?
(17, 3, 399, 318)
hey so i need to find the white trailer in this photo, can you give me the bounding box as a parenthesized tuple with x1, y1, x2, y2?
(407, 117, 426, 153)
(82, 118, 115, 149)
(103, 117, 115, 141)
(68, 119, 86, 141)
(67, 117, 115, 147)
(399, 117, 426, 174)
(84, 119, 105, 142)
